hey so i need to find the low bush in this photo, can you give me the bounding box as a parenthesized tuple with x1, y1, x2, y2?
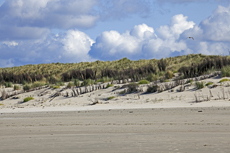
(14, 85, 21, 90)
(221, 66, 230, 77)
(146, 73, 158, 82)
(56, 82, 65, 86)
(106, 84, 114, 88)
(67, 82, 74, 88)
(23, 84, 31, 91)
(5, 82, 13, 88)
(23, 97, 34, 102)
(31, 81, 45, 88)
(195, 81, 204, 89)
(107, 96, 115, 100)
(51, 85, 60, 89)
(147, 85, 158, 93)
(74, 79, 81, 86)
(165, 70, 174, 79)
(219, 78, 230, 83)
(138, 80, 150, 85)
(127, 83, 138, 93)
(82, 79, 94, 86)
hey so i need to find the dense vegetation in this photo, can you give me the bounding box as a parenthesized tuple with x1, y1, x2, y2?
(0, 54, 230, 85)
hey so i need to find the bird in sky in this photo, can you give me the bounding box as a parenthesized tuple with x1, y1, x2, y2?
(187, 37, 194, 40)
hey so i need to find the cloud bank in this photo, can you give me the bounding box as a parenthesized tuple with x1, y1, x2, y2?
(0, 1, 230, 67)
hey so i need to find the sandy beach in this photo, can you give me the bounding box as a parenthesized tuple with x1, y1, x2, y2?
(1, 107, 230, 153)
(1, 76, 230, 152)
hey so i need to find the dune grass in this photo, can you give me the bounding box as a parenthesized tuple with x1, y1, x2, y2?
(23, 97, 34, 102)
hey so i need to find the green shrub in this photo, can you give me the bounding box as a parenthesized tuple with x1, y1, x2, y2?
(67, 82, 74, 88)
(164, 79, 170, 82)
(23, 84, 31, 91)
(147, 85, 158, 93)
(138, 80, 150, 84)
(5, 82, 13, 88)
(96, 77, 112, 83)
(165, 70, 174, 79)
(22, 81, 27, 85)
(31, 81, 45, 88)
(107, 96, 115, 100)
(74, 79, 81, 86)
(146, 73, 158, 82)
(82, 79, 94, 86)
(219, 78, 230, 83)
(23, 97, 34, 102)
(221, 66, 230, 77)
(127, 83, 138, 93)
(195, 81, 204, 89)
(205, 82, 213, 86)
(14, 85, 21, 90)
(56, 82, 65, 86)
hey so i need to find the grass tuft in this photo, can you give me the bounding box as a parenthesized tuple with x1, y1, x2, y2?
(23, 97, 34, 102)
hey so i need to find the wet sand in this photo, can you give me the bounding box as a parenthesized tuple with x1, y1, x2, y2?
(1, 107, 230, 153)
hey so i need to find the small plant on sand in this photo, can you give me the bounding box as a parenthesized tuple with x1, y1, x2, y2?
(23, 84, 31, 91)
(107, 96, 115, 100)
(127, 83, 138, 93)
(205, 82, 213, 86)
(67, 82, 74, 88)
(106, 84, 114, 88)
(0, 103, 4, 106)
(219, 78, 230, 83)
(138, 80, 150, 85)
(53, 85, 60, 89)
(74, 79, 81, 87)
(5, 82, 13, 88)
(165, 70, 174, 79)
(195, 81, 204, 89)
(23, 97, 34, 102)
(14, 85, 21, 90)
(147, 85, 158, 93)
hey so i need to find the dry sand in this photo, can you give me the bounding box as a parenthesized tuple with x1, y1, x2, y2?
(1, 107, 230, 153)
(1, 76, 230, 152)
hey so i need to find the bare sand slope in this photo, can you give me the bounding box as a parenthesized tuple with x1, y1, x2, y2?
(1, 107, 230, 153)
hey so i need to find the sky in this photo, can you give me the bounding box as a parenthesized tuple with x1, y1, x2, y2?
(0, 0, 230, 68)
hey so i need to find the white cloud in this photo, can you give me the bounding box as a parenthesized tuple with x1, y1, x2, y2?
(199, 5, 230, 42)
(0, 30, 94, 67)
(2, 41, 18, 47)
(157, 14, 195, 40)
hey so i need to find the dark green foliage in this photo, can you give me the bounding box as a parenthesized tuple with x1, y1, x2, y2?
(14, 85, 21, 90)
(23, 97, 34, 102)
(81, 79, 94, 86)
(147, 85, 158, 93)
(74, 79, 81, 86)
(67, 82, 74, 88)
(158, 58, 167, 71)
(127, 83, 138, 93)
(23, 84, 31, 91)
(5, 82, 13, 88)
(165, 70, 174, 79)
(195, 82, 204, 89)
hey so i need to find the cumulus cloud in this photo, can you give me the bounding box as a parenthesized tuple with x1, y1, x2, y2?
(89, 15, 193, 60)
(0, 30, 94, 67)
(0, 0, 152, 41)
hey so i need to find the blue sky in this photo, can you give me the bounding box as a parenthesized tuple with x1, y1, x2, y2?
(0, 0, 230, 67)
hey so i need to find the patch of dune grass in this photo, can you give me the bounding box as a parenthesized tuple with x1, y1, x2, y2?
(107, 96, 115, 100)
(23, 97, 34, 102)
(219, 78, 230, 83)
(205, 82, 213, 86)
(138, 80, 150, 84)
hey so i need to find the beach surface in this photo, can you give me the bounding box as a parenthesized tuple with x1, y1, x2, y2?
(1, 107, 230, 153)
